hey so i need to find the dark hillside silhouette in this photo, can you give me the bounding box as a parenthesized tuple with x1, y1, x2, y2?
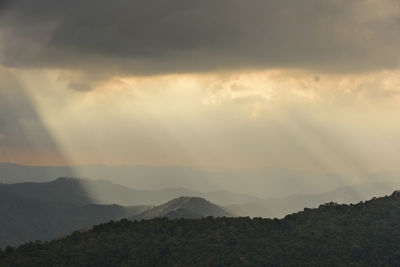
(2, 191, 400, 266)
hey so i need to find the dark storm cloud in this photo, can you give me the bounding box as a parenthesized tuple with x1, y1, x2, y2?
(0, 0, 12, 10)
(1, 0, 400, 75)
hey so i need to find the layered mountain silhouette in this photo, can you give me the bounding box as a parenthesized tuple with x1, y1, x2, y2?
(2, 163, 398, 200)
(0, 179, 233, 248)
(3, 191, 400, 266)
(1, 176, 397, 248)
(0, 163, 217, 192)
(0, 177, 260, 206)
(227, 182, 397, 218)
(2, 176, 395, 217)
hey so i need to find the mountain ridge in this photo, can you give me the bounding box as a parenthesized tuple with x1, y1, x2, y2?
(0, 180, 234, 248)
(0, 177, 261, 207)
(3, 191, 400, 266)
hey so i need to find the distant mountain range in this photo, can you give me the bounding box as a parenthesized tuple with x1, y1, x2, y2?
(1, 175, 396, 218)
(0, 163, 219, 192)
(0, 178, 233, 247)
(0, 177, 261, 206)
(2, 162, 399, 198)
(227, 182, 397, 218)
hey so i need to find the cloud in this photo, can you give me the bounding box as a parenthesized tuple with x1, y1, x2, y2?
(0, 0, 12, 10)
(68, 81, 92, 92)
(1, 0, 400, 77)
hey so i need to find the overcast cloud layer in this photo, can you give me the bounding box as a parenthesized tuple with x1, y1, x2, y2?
(1, 0, 400, 195)
(1, 0, 400, 76)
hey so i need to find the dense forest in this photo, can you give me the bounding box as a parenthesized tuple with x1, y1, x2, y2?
(2, 191, 400, 266)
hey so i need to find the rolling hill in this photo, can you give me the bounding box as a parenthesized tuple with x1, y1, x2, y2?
(131, 197, 232, 220)
(3, 191, 400, 266)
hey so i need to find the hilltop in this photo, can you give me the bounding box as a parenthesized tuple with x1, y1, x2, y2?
(131, 196, 232, 220)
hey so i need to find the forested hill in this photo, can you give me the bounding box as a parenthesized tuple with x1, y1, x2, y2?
(131, 196, 232, 220)
(2, 191, 400, 266)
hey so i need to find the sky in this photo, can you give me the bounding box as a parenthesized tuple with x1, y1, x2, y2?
(0, 0, 400, 191)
